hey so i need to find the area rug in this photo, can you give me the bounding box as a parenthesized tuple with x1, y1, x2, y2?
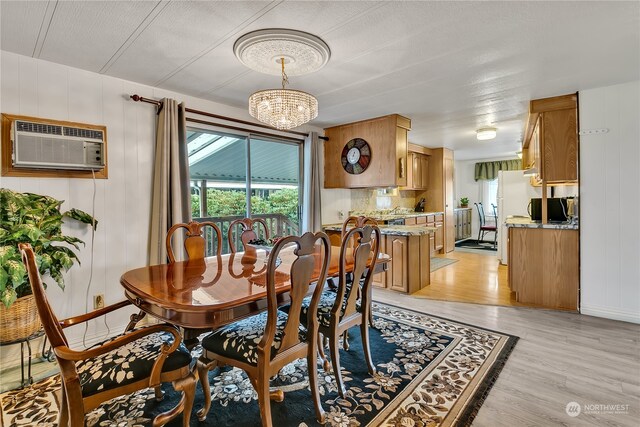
(0, 303, 517, 427)
(431, 257, 459, 272)
(454, 240, 497, 252)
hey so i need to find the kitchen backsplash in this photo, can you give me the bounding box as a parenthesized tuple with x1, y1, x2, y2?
(351, 189, 417, 211)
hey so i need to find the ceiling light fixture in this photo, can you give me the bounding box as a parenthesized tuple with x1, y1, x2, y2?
(234, 29, 330, 130)
(476, 127, 497, 140)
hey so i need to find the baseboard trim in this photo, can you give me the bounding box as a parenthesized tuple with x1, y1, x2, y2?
(581, 305, 640, 324)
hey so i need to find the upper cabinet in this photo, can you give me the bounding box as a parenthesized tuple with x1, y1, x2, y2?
(324, 114, 410, 188)
(522, 93, 578, 184)
(406, 151, 429, 190)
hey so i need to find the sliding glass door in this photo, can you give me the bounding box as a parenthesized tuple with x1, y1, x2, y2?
(186, 128, 301, 254)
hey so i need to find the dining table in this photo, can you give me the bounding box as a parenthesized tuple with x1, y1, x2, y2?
(120, 244, 390, 345)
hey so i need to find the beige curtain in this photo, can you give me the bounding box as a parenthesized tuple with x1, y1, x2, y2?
(302, 132, 322, 233)
(149, 98, 190, 264)
(474, 159, 522, 181)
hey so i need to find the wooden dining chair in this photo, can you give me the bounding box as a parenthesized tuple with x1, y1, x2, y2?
(475, 202, 497, 246)
(166, 220, 222, 262)
(297, 225, 380, 398)
(197, 232, 331, 426)
(227, 217, 269, 253)
(19, 243, 197, 427)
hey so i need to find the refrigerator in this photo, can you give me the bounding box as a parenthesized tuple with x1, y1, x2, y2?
(496, 170, 547, 264)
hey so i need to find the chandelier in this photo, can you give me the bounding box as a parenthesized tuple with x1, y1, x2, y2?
(248, 58, 318, 130)
(235, 29, 330, 130)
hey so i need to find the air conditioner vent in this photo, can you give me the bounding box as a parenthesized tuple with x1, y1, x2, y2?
(63, 127, 103, 140)
(16, 121, 62, 136)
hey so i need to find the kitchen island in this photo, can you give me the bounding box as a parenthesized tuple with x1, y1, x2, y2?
(323, 223, 436, 293)
(506, 218, 579, 310)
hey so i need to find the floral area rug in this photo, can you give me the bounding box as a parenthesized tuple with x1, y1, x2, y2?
(0, 302, 517, 427)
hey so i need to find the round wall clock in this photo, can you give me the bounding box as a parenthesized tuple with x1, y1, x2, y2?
(341, 138, 371, 175)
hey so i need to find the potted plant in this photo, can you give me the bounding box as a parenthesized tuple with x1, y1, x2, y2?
(0, 188, 96, 344)
(460, 197, 469, 208)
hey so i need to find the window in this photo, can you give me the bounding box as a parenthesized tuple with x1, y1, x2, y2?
(482, 178, 498, 219)
(187, 128, 301, 254)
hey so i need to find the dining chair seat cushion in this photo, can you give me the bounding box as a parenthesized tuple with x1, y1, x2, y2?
(201, 311, 305, 366)
(285, 290, 362, 329)
(77, 331, 192, 397)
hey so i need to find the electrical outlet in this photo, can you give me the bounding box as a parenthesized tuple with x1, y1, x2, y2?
(93, 294, 104, 310)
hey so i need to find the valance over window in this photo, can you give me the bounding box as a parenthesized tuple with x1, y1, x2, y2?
(474, 159, 522, 181)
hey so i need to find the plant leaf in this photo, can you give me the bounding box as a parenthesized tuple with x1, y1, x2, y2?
(0, 266, 8, 291)
(1, 287, 17, 308)
(64, 208, 98, 230)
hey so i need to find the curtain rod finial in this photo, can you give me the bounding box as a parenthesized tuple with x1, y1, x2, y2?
(130, 94, 141, 102)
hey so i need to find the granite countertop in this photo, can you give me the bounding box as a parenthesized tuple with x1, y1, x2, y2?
(505, 216, 579, 230)
(323, 223, 436, 236)
(349, 210, 444, 220)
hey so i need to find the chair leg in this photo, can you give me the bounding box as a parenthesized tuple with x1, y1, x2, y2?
(477, 228, 482, 244)
(360, 318, 376, 376)
(58, 384, 69, 427)
(308, 337, 326, 424)
(196, 359, 217, 421)
(154, 385, 164, 401)
(342, 330, 350, 351)
(329, 331, 346, 398)
(317, 332, 330, 372)
(153, 370, 197, 427)
(256, 370, 273, 427)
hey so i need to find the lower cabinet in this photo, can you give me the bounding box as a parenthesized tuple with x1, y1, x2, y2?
(508, 227, 579, 310)
(454, 208, 472, 241)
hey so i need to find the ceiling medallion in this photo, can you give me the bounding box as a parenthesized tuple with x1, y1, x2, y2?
(236, 29, 330, 130)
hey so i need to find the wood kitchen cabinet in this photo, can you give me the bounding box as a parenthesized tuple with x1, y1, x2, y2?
(324, 114, 410, 188)
(406, 152, 429, 190)
(522, 93, 578, 184)
(508, 227, 579, 310)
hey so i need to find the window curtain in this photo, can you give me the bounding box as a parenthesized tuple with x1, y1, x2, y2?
(474, 159, 522, 181)
(302, 132, 322, 233)
(149, 98, 190, 264)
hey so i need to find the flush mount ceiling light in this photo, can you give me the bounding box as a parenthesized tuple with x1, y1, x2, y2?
(234, 29, 330, 130)
(476, 127, 497, 140)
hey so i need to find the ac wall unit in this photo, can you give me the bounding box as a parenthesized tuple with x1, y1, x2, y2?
(11, 119, 105, 170)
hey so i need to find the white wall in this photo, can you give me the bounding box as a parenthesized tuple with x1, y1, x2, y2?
(579, 80, 640, 324)
(0, 51, 321, 365)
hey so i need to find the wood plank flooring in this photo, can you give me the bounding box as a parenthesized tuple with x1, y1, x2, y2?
(374, 290, 640, 427)
(415, 250, 549, 309)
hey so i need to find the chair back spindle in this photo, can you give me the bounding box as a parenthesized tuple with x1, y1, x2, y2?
(166, 221, 222, 262)
(228, 218, 269, 253)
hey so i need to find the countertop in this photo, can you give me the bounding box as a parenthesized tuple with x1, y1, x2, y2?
(323, 223, 436, 236)
(348, 211, 444, 221)
(505, 216, 579, 230)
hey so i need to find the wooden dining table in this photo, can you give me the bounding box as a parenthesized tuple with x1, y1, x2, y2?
(120, 245, 390, 343)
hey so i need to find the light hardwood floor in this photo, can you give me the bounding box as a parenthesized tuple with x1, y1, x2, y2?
(417, 250, 548, 309)
(374, 290, 640, 426)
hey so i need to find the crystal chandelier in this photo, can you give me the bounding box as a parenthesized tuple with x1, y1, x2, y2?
(248, 58, 318, 130)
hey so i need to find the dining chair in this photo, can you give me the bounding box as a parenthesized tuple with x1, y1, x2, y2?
(339, 215, 379, 339)
(166, 220, 223, 262)
(19, 243, 197, 427)
(227, 217, 269, 253)
(197, 232, 331, 426)
(298, 225, 380, 398)
(475, 202, 497, 246)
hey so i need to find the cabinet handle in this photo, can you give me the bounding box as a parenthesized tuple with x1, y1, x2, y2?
(399, 157, 405, 178)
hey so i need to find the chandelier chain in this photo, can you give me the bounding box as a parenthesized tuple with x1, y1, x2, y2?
(280, 57, 289, 90)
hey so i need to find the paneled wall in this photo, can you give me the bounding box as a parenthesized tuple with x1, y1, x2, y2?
(579, 81, 640, 323)
(0, 51, 321, 365)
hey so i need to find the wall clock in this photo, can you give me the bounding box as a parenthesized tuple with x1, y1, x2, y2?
(341, 138, 371, 175)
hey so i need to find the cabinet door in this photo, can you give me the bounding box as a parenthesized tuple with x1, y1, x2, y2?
(435, 222, 444, 251)
(542, 109, 578, 182)
(420, 155, 429, 189)
(386, 235, 408, 292)
(412, 153, 421, 189)
(416, 215, 427, 224)
(463, 210, 472, 239)
(455, 211, 463, 240)
(372, 234, 387, 288)
(405, 217, 417, 225)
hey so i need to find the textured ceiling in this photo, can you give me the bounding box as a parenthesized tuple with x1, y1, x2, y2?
(1, 1, 638, 160)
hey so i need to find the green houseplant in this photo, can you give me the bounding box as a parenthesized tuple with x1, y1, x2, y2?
(460, 197, 469, 208)
(0, 188, 96, 342)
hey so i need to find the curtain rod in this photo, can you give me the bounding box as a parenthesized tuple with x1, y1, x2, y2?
(130, 94, 328, 141)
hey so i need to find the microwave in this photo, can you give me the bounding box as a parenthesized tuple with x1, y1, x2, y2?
(528, 198, 571, 222)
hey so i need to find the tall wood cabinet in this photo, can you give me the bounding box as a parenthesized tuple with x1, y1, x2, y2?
(324, 114, 410, 188)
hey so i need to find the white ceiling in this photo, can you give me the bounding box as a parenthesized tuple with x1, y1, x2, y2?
(1, 1, 638, 160)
